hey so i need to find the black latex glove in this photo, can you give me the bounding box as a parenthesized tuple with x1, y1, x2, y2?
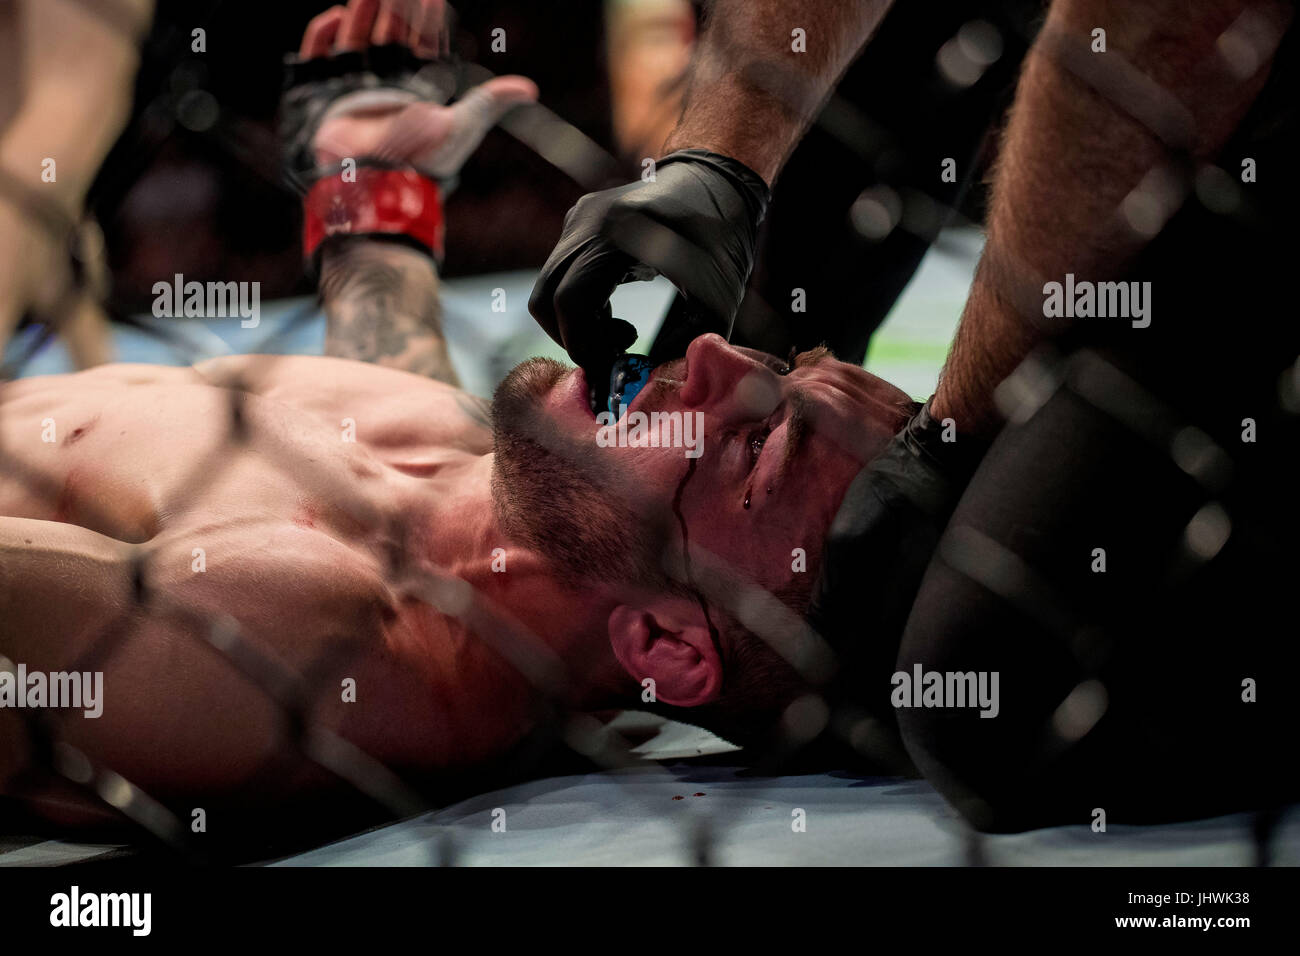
(807, 400, 990, 718)
(528, 148, 770, 379)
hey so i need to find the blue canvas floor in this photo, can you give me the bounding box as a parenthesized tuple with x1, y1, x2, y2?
(273, 765, 1300, 867)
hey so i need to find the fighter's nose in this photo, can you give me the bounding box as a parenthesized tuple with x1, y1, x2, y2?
(679, 334, 737, 408)
(680, 335, 780, 423)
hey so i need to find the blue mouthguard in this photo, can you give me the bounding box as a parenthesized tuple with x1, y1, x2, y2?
(607, 353, 655, 417)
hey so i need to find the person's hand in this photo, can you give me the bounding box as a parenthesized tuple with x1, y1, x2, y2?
(289, 0, 536, 181)
(528, 148, 770, 377)
(281, 0, 536, 268)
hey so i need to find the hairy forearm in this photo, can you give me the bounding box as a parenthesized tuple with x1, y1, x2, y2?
(0, 0, 152, 347)
(318, 240, 459, 386)
(662, 0, 892, 184)
(0, 0, 152, 214)
(933, 0, 1289, 435)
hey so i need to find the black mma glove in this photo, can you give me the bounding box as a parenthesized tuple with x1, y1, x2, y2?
(280, 44, 459, 178)
(528, 148, 770, 376)
(279, 45, 460, 269)
(279, 44, 535, 269)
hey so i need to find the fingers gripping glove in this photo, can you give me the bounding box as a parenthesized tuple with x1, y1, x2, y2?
(528, 148, 770, 376)
(280, 45, 460, 267)
(807, 400, 990, 723)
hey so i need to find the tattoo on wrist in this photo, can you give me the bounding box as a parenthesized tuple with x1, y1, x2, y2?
(320, 240, 460, 386)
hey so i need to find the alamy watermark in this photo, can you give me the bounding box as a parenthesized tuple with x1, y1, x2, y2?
(50, 886, 151, 936)
(891, 664, 1000, 718)
(596, 410, 705, 459)
(0, 660, 103, 718)
(1043, 273, 1150, 328)
(152, 273, 260, 328)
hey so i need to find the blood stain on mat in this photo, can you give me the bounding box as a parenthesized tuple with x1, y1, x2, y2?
(672, 795, 685, 801)
(693, 792, 705, 797)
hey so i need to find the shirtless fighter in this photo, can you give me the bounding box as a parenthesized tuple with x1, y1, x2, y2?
(0, 0, 913, 827)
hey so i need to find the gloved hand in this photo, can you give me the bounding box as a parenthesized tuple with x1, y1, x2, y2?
(528, 148, 770, 377)
(807, 400, 989, 715)
(279, 0, 536, 265)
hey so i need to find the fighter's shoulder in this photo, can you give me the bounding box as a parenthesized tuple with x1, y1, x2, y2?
(192, 353, 491, 451)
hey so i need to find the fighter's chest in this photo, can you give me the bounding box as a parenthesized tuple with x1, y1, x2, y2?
(22, 386, 405, 543)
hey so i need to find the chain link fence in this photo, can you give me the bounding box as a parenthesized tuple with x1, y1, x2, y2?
(1, 0, 1296, 865)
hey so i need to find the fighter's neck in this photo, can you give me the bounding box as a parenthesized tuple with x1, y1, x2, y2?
(398, 452, 632, 709)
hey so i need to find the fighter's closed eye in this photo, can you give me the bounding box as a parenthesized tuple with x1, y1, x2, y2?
(765, 353, 793, 376)
(745, 404, 785, 473)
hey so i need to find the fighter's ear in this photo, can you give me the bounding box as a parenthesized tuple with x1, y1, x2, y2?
(607, 601, 722, 708)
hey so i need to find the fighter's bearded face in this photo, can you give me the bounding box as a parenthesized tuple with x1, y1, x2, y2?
(491, 334, 915, 602)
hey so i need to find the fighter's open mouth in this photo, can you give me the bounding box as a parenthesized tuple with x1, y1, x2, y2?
(575, 368, 597, 419)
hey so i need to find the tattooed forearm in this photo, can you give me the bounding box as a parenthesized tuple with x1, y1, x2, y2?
(319, 239, 460, 386)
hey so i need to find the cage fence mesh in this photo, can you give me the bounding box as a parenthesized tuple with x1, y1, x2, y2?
(0, 0, 1293, 864)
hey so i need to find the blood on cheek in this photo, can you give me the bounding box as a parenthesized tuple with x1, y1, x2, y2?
(671, 457, 722, 652)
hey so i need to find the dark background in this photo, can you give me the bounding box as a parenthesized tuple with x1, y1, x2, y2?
(90, 0, 617, 309)
(86, 1, 1042, 359)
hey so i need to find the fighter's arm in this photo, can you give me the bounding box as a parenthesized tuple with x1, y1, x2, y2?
(662, 0, 893, 185)
(0, 512, 396, 820)
(0, 517, 137, 671)
(0, 518, 119, 820)
(288, 2, 454, 385)
(0, 0, 153, 358)
(318, 238, 458, 385)
(931, 0, 1290, 436)
(287, 0, 535, 386)
(810, 0, 1289, 641)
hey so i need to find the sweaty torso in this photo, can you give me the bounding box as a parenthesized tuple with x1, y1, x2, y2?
(1, 356, 488, 539)
(0, 356, 534, 808)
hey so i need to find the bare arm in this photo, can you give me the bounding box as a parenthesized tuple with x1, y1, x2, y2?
(0, 515, 134, 816)
(0, 0, 153, 351)
(293, 1, 536, 388)
(662, 0, 893, 185)
(0, 513, 392, 817)
(318, 239, 460, 386)
(932, 0, 1290, 436)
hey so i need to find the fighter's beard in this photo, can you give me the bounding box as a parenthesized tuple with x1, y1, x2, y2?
(490, 358, 665, 591)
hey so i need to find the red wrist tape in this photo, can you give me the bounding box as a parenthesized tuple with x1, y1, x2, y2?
(302, 166, 444, 262)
